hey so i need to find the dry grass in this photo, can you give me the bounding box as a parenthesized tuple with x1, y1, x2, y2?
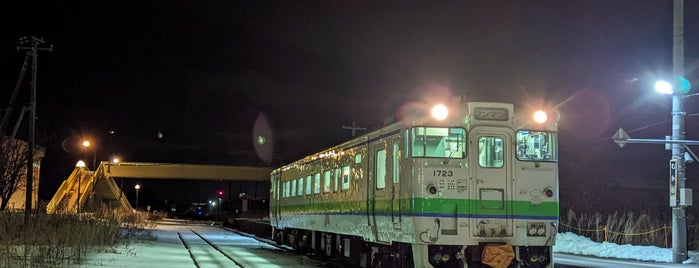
(560, 209, 697, 249)
(0, 206, 165, 267)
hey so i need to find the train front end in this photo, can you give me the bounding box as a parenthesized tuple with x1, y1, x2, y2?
(406, 102, 558, 268)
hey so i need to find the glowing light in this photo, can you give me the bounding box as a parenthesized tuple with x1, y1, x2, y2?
(81, 140, 91, 147)
(431, 104, 448, 120)
(533, 110, 547, 123)
(76, 160, 86, 167)
(655, 80, 673, 95)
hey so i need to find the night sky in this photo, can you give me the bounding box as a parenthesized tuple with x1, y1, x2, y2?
(2, 1, 699, 212)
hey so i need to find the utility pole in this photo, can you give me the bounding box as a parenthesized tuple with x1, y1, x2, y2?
(17, 36, 52, 223)
(670, 0, 688, 263)
(342, 122, 366, 137)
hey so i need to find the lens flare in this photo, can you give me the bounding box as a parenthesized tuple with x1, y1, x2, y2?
(533, 110, 547, 123)
(431, 104, 448, 120)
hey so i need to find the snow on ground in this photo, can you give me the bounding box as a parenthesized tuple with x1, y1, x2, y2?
(554, 232, 699, 265)
(84, 222, 699, 267)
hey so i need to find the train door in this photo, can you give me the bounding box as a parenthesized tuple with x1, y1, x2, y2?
(470, 127, 514, 238)
(390, 140, 402, 230)
(271, 172, 281, 227)
(369, 142, 392, 243)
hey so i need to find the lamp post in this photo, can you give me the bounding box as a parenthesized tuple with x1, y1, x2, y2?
(656, 77, 690, 263)
(134, 184, 141, 210)
(81, 140, 96, 171)
(75, 160, 86, 213)
(666, 0, 688, 263)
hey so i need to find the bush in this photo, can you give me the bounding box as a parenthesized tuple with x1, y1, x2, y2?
(0, 206, 155, 266)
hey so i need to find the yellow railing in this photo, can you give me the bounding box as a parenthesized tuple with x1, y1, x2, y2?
(46, 167, 82, 214)
(47, 161, 132, 214)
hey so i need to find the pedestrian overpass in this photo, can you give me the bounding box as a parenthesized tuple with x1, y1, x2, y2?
(46, 161, 272, 214)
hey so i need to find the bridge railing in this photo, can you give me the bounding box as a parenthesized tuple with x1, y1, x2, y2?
(46, 167, 82, 214)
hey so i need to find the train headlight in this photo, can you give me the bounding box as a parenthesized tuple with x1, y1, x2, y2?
(431, 104, 449, 121)
(533, 110, 547, 123)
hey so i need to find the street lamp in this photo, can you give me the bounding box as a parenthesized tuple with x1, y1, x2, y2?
(134, 184, 141, 210)
(76, 160, 86, 213)
(81, 139, 96, 170)
(655, 78, 692, 262)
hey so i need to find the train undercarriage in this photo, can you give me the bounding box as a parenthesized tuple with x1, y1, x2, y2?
(273, 227, 552, 268)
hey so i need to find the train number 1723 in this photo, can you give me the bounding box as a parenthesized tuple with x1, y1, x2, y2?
(433, 170, 454, 177)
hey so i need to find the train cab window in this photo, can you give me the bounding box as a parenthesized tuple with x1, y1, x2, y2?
(314, 173, 321, 194)
(411, 127, 466, 158)
(355, 154, 362, 164)
(478, 136, 504, 168)
(341, 165, 351, 191)
(516, 130, 558, 162)
(376, 149, 387, 190)
(323, 170, 331, 193)
(306, 175, 312, 195)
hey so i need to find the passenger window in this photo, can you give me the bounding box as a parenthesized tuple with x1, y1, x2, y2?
(283, 181, 288, 198)
(323, 170, 331, 193)
(334, 168, 340, 192)
(341, 165, 351, 191)
(478, 136, 504, 168)
(291, 179, 297, 197)
(376, 149, 386, 190)
(306, 175, 312, 195)
(314, 173, 321, 194)
(297, 177, 303, 196)
(393, 143, 400, 183)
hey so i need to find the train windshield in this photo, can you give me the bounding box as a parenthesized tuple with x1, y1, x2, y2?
(516, 130, 557, 162)
(411, 127, 466, 158)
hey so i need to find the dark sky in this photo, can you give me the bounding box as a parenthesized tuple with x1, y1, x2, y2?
(2, 1, 699, 207)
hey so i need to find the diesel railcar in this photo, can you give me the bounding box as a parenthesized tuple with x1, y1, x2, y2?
(269, 101, 558, 267)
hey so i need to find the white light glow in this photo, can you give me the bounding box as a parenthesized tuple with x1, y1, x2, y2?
(655, 80, 673, 95)
(533, 110, 548, 123)
(76, 160, 86, 167)
(431, 104, 449, 120)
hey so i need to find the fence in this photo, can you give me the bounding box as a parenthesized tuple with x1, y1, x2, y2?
(559, 211, 699, 249)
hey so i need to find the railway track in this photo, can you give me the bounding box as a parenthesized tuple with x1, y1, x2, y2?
(169, 220, 325, 268)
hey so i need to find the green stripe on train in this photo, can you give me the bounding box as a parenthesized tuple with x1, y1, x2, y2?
(275, 198, 558, 217)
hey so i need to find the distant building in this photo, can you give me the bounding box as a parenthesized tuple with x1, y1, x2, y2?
(1, 137, 44, 211)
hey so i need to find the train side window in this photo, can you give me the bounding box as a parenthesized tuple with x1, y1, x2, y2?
(297, 177, 303, 196)
(334, 168, 340, 192)
(376, 149, 387, 190)
(323, 170, 331, 193)
(478, 136, 504, 168)
(283, 181, 288, 198)
(314, 173, 321, 194)
(355, 154, 362, 164)
(291, 179, 297, 197)
(306, 175, 312, 195)
(341, 165, 351, 191)
(393, 143, 400, 183)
